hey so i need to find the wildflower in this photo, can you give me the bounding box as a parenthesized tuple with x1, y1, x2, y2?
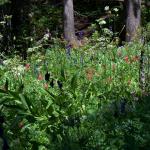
(25, 63, 30, 71)
(43, 33, 50, 41)
(124, 56, 129, 63)
(90, 56, 94, 61)
(104, 6, 109, 11)
(127, 79, 131, 85)
(80, 55, 84, 66)
(45, 71, 50, 82)
(109, 26, 113, 31)
(66, 44, 71, 57)
(13, 36, 16, 40)
(50, 79, 54, 88)
(120, 100, 126, 114)
(34, 64, 39, 77)
(30, 38, 33, 42)
(3, 59, 11, 66)
(57, 80, 63, 89)
(78, 31, 84, 38)
(85, 68, 95, 80)
(112, 64, 116, 72)
(12, 65, 25, 77)
(107, 77, 112, 83)
(44, 83, 49, 90)
(113, 8, 119, 12)
(38, 73, 43, 80)
(117, 50, 122, 57)
(18, 121, 24, 129)
(102, 64, 106, 69)
(111, 56, 115, 61)
(131, 55, 139, 62)
(0, 21, 6, 25)
(76, 31, 84, 39)
(73, 58, 77, 64)
(98, 19, 106, 25)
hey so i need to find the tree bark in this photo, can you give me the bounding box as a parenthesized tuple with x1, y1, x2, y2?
(125, 0, 141, 42)
(63, 0, 78, 47)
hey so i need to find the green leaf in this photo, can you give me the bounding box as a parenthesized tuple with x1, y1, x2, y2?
(26, 115, 36, 123)
(17, 82, 24, 93)
(60, 66, 66, 81)
(19, 94, 32, 113)
(0, 97, 15, 105)
(8, 90, 20, 100)
(46, 100, 53, 110)
(3, 104, 27, 111)
(52, 110, 59, 117)
(70, 73, 78, 92)
(0, 88, 7, 94)
(4, 79, 8, 91)
(45, 90, 56, 100)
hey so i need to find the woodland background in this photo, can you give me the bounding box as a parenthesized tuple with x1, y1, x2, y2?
(0, 0, 150, 150)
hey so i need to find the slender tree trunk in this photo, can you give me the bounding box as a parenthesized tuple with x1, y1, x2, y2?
(63, 0, 78, 47)
(125, 0, 141, 42)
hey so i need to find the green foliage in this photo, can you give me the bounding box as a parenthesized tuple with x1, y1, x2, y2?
(31, 5, 62, 39)
(0, 37, 149, 149)
(0, 1, 150, 150)
(0, 0, 9, 5)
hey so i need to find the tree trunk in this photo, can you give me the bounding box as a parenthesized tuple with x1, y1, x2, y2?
(125, 0, 141, 42)
(63, 0, 78, 47)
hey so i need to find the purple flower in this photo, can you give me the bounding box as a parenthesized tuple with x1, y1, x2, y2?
(120, 100, 126, 114)
(90, 56, 93, 61)
(76, 31, 84, 39)
(45, 71, 50, 82)
(50, 79, 54, 88)
(57, 80, 63, 90)
(80, 55, 84, 66)
(109, 26, 113, 31)
(66, 44, 71, 58)
(78, 31, 84, 38)
(73, 58, 77, 64)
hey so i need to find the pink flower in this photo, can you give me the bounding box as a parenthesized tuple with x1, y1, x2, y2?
(112, 64, 116, 72)
(18, 121, 24, 129)
(128, 79, 131, 85)
(117, 51, 122, 57)
(124, 56, 129, 63)
(44, 83, 49, 90)
(38, 74, 43, 80)
(25, 63, 30, 71)
(107, 77, 112, 83)
(131, 55, 139, 62)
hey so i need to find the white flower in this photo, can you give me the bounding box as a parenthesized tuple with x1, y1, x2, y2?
(104, 6, 109, 11)
(0, 21, 6, 25)
(0, 34, 3, 40)
(12, 65, 25, 76)
(113, 8, 119, 12)
(43, 33, 50, 40)
(3, 59, 11, 66)
(30, 38, 33, 41)
(13, 36, 16, 40)
(17, 65, 25, 73)
(98, 19, 106, 25)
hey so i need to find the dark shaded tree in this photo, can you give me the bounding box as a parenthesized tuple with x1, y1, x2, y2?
(125, 0, 141, 42)
(63, 0, 78, 47)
